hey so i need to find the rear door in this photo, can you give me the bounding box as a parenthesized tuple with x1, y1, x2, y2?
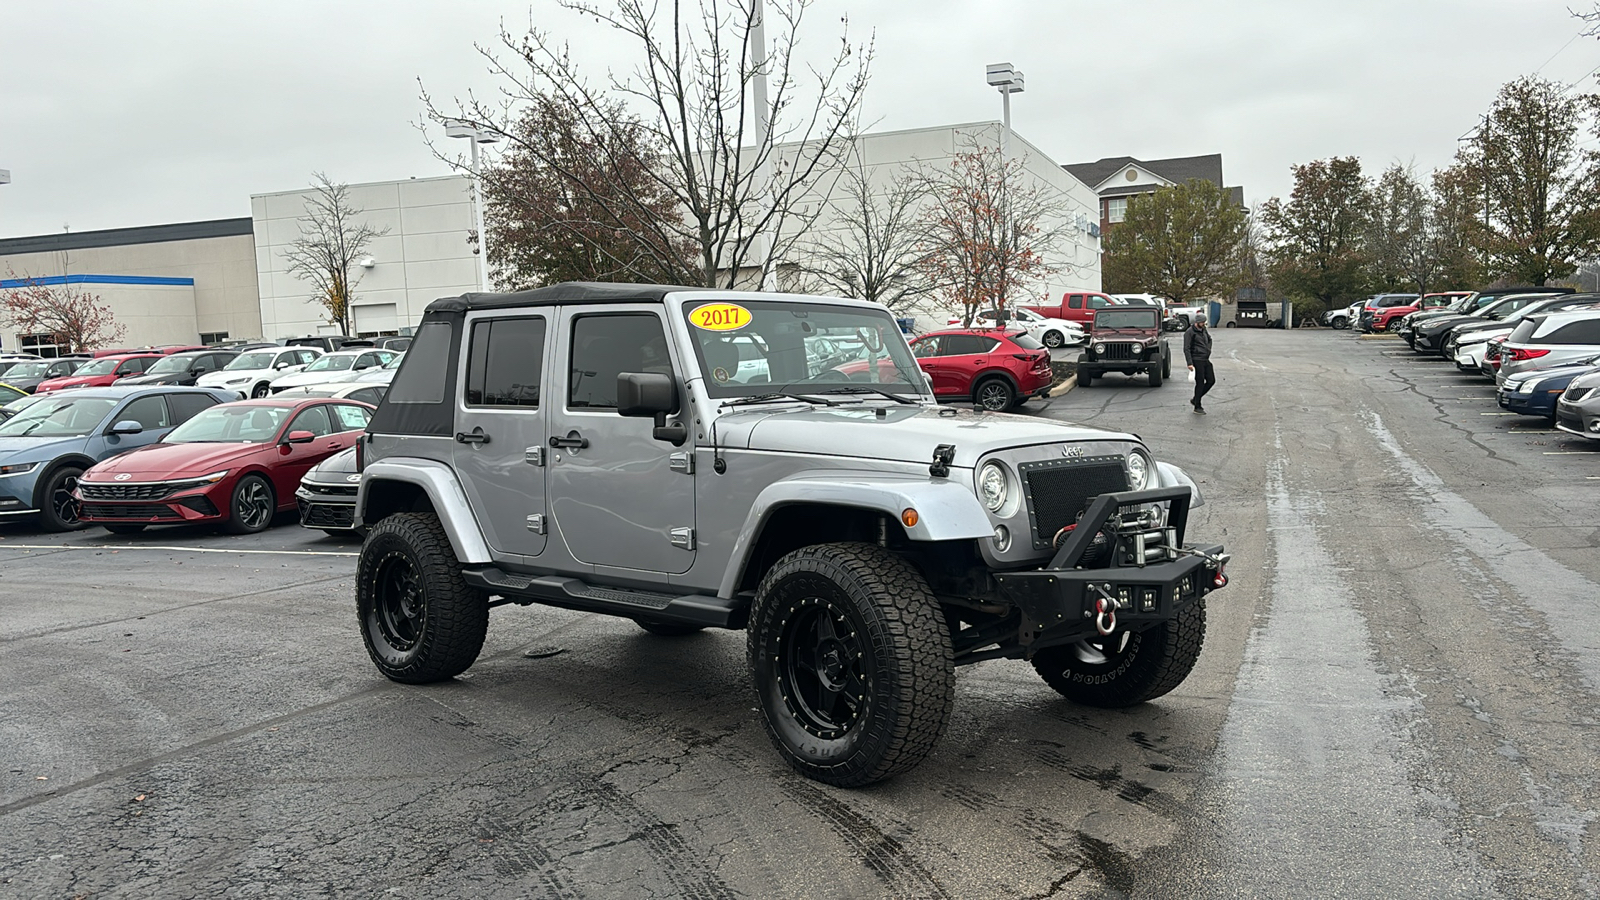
(451, 313, 551, 559)
(545, 306, 694, 575)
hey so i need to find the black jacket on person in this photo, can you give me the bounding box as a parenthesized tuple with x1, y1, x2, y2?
(1183, 325, 1213, 365)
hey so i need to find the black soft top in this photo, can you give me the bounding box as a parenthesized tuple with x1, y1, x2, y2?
(423, 281, 711, 314)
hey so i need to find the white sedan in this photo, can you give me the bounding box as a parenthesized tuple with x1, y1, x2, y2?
(268, 348, 397, 393)
(946, 307, 1084, 348)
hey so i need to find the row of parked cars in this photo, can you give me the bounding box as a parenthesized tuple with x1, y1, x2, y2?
(1369, 288, 1600, 440)
(0, 355, 399, 534)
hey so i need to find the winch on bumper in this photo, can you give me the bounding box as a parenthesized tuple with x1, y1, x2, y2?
(990, 485, 1228, 654)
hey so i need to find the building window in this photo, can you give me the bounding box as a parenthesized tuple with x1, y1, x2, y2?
(200, 331, 229, 344)
(1107, 198, 1127, 224)
(19, 333, 66, 358)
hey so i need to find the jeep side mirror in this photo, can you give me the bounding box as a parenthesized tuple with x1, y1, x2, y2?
(616, 372, 686, 446)
(109, 420, 143, 435)
(285, 430, 316, 445)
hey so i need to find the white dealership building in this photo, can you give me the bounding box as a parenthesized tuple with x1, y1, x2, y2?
(0, 122, 1100, 353)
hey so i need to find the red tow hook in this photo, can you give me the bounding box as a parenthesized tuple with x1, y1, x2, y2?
(1212, 566, 1228, 589)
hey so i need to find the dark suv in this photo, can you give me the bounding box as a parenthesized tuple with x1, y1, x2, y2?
(1076, 307, 1171, 387)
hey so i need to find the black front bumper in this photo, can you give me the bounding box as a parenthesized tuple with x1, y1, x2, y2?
(990, 486, 1228, 652)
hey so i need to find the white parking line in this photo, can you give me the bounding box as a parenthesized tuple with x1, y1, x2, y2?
(1480, 412, 1517, 416)
(0, 544, 358, 557)
(1543, 451, 1596, 456)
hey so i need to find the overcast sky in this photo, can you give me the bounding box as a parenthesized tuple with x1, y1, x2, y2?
(2, 0, 1596, 240)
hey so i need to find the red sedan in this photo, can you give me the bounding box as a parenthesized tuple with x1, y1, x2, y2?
(36, 353, 163, 393)
(909, 328, 1054, 411)
(76, 398, 372, 534)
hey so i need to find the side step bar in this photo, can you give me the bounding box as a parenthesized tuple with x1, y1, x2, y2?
(463, 566, 747, 629)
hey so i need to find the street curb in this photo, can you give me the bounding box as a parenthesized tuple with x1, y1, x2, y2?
(1052, 374, 1077, 397)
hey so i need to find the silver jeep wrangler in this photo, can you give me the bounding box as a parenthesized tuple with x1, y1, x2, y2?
(352, 283, 1229, 787)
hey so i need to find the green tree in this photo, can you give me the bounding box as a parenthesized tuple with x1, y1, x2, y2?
(1258, 157, 1373, 312)
(1466, 76, 1600, 285)
(1102, 179, 1249, 304)
(1429, 162, 1488, 289)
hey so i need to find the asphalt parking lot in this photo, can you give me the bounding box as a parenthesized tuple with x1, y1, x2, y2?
(3, 327, 1598, 899)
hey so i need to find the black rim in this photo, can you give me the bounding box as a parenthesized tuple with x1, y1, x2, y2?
(236, 479, 273, 529)
(51, 472, 81, 525)
(373, 550, 425, 651)
(978, 382, 1011, 410)
(774, 594, 870, 739)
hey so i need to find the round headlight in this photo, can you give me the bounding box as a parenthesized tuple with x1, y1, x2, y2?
(1126, 450, 1153, 490)
(1093, 343, 1105, 355)
(978, 461, 1008, 512)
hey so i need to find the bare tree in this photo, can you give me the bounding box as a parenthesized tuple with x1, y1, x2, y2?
(790, 152, 932, 312)
(1367, 163, 1448, 294)
(282, 174, 388, 335)
(1, 259, 125, 352)
(915, 141, 1064, 326)
(424, 0, 871, 288)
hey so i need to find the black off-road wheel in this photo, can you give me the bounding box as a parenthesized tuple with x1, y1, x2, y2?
(356, 512, 488, 684)
(37, 466, 86, 532)
(1030, 601, 1207, 708)
(1162, 352, 1172, 380)
(748, 542, 954, 787)
(1148, 362, 1163, 387)
(1078, 367, 1095, 387)
(635, 620, 705, 637)
(104, 524, 147, 535)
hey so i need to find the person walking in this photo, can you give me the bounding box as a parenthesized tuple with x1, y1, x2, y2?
(1184, 315, 1215, 414)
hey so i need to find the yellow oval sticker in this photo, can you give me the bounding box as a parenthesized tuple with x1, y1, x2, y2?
(690, 302, 752, 332)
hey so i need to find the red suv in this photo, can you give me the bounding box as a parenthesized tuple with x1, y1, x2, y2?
(35, 353, 164, 393)
(1369, 292, 1467, 332)
(909, 328, 1054, 411)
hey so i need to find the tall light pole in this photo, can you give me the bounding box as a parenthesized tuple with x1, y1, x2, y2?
(445, 119, 500, 292)
(751, 0, 776, 291)
(985, 63, 1024, 307)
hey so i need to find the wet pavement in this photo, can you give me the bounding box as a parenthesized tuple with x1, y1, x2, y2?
(2, 327, 1597, 898)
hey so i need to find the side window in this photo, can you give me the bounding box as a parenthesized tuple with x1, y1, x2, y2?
(1088, 295, 1110, 309)
(119, 395, 171, 429)
(943, 335, 993, 356)
(119, 358, 149, 375)
(568, 314, 671, 410)
(388, 321, 451, 404)
(911, 337, 944, 359)
(296, 350, 318, 366)
(1544, 320, 1600, 343)
(350, 387, 385, 406)
(289, 405, 334, 437)
(467, 316, 547, 407)
(167, 393, 220, 424)
(1067, 295, 1084, 309)
(330, 404, 371, 431)
(356, 353, 379, 369)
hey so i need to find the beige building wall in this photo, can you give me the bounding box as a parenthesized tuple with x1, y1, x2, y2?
(252, 175, 480, 340)
(0, 222, 263, 352)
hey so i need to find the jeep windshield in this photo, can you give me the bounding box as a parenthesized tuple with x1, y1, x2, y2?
(1093, 310, 1159, 330)
(681, 300, 929, 400)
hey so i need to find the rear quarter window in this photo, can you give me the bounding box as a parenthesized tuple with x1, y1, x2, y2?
(1539, 318, 1600, 344)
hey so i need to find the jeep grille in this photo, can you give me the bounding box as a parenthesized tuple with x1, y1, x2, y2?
(1100, 342, 1137, 361)
(1018, 456, 1130, 549)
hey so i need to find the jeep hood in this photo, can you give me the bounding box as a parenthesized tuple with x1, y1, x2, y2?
(720, 405, 1133, 468)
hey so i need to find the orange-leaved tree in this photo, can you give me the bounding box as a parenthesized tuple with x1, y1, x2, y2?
(1, 265, 126, 352)
(916, 144, 1059, 326)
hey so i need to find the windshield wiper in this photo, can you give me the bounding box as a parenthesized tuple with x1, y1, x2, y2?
(719, 391, 840, 408)
(817, 386, 917, 404)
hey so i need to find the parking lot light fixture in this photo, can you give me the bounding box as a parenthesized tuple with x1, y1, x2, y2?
(444, 119, 501, 292)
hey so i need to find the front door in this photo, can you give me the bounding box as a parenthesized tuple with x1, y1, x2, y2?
(546, 307, 695, 575)
(927, 333, 998, 397)
(452, 313, 551, 559)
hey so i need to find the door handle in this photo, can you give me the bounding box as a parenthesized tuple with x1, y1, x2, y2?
(549, 430, 589, 450)
(454, 427, 491, 445)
